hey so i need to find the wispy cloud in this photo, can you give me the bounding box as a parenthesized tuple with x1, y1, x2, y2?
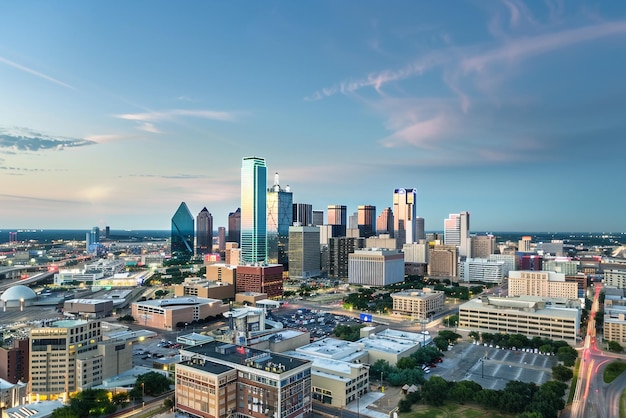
(116, 109, 236, 122)
(0, 56, 75, 90)
(137, 123, 162, 134)
(84, 134, 139, 143)
(0, 127, 95, 152)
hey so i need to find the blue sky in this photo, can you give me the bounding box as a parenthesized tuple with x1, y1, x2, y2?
(1, 1, 625, 232)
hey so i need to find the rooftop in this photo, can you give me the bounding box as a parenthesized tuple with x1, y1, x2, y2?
(179, 358, 234, 375)
(183, 341, 310, 374)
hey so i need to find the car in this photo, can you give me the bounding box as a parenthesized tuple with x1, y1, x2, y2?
(436, 358, 443, 363)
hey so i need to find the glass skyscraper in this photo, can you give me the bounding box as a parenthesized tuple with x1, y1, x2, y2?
(241, 157, 267, 264)
(393, 188, 417, 244)
(171, 201, 194, 260)
(196, 207, 213, 255)
(267, 173, 293, 266)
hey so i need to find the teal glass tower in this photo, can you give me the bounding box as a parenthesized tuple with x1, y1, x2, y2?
(241, 157, 267, 264)
(171, 201, 194, 260)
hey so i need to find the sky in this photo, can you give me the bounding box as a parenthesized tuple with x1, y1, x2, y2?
(1, 1, 625, 233)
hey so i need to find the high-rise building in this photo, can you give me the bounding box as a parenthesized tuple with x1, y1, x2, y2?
(328, 237, 365, 279)
(86, 226, 100, 253)
(348, 212, 358, 230)
(348, 249, 404, 286)
(171, 202, 194, 260)
(428, 245, 458, 277)
(471, 234, 496, 258)
(196, 207, 213, 256)
(357, 205, 376, 238)
(288, 226, 321, 279)
(518, 236, 533, 252)
(444, 212, 470, 257)
(312, 210, 324, 226)
(376, 207, 394, 236)
(228, 208, 241, 245)
(415, 216, 425, 241)
(217, 226, 226, 252)
(240, 157, 267, 264)
(236, 264, 283, 298)
(327, 205, 347, 237)
(266, 173, 293, 266)
(292, 203, 313, 226)
(393, 188, 417, 244)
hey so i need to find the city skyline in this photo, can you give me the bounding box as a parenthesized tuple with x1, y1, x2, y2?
(1, 1, 626, 232)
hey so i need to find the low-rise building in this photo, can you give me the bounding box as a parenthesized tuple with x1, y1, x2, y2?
(63, 299, 113, 319)
(131, 297, 229, 331)
(178, 342, 312, 418)
(348, 249, 404, 287)
(508, 270, 578, 299)
(603, 306, 626, 347)
(391, 289, 445, 319)
(458, 296, 580, 342)
(173, 277, 235, 301)
(458, 258, 505, 284)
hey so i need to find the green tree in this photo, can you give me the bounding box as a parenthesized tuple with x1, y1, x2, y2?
(369, 359, 394, 379)
(552, 364, 574, 382)
(608, 341, 624, 353)
(448, 380, 481, 404)
(135, 371, 172, 396)
(468, 331, 480, 342)
(556, 345, 578, 366)
(433, 336, 449, 351)
(51, 407, 78, 418)
(396, 356, 417, 370)
(422, 376, 449, 406)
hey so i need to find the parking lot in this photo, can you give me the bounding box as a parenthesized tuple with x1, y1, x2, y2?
(269, 306, 364, 342)
(431, 341, 558, 390)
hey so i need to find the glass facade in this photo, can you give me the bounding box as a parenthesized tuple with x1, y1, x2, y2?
(171, 202, 194, 260)
(196, 207, 213, 255)
(393, 188, 417, 244)
(267, 188, 293, 266)
(241, 157, 267, 264)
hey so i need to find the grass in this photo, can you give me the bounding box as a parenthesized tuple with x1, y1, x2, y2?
(604, 360, 626, 384)
(399, 403, 513, 418)
(568, 358, 581, 404)
(621, 389, 626, 418)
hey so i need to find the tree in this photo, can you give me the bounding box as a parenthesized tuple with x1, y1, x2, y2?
(552, 364, 573, 382)
(112, 392, 129, 406)
(135, 371, 172, 396)
(449, 380, 481, 404)
(422, 376, 449, 406)
(369, 359, 394, 379)
(396, 356, 417, 370)
(433, 336, 449, 351)
(608, 341, 624, 353)
(556, 345, 578, 367)
(468, 331, 480, 342)
(117, 314, 135, 323)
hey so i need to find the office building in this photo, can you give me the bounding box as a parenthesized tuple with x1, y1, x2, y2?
(206, 263, 238, 285)
(519, 254, 543, 271)
(29, 319, 132, 402)
(327, 205, 347, 237)
(178, 341, 312, 418)
(174, 277, 235, 301)
(537, 240, 565, 257)
(488, 254, 516, 276)
(518, 236, 533, 252)
(603, 306, 626, 347)
(288, 226, 321, 279)
(236, 264, 283, 298)
(471, 234, 496, 259)
(444, 212, 470, 257)
(217, 227, 226, 252)
(458, 296, 580, 342)
(393, 188, 417, 244)
(266, 173, 293, 266)
(0, 338, 29, 384)
(428, 245, 458, 277)
(241, 157, 267, 264)
(391, 289, 445, 319)
(356, 205, 376, 238)
(328, 237, 364, 279)
(171, 202, 194, 260)
(196, 207, 213, 256)
(348, 212, 358, 230)
(376, 207, 394, 236)
(348, 249, 404, 287)
(292, 203, 313, 227)
(542, 258, 579, 276)
(508, 271, 580, 299)
(604, 269, 626, 289)
(365, 235, 397, 250)
(415, 216, 425, 241)
(86, 226, 100, 250)
(403, 241, 429, 264)
(228, 208, 241, 245)
(312, 210, 324, 226)
(132, 297, 229, 331)
(458, 258, 505, 283)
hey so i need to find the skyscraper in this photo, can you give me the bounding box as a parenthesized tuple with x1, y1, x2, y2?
(376, 207, 394, 236)
(217, 226, 226, 252)
(196, 207, 213, 255)
(444, 212, 471, 257)
(228, 208, 241, 244)
(171, 202, 194, 259)
(240, 156, 267, 264)
(327, 204, 347, 237)
(267, 173, 293, 266)
(357, 205, 376, 238)
(393, 188, 417, 244)
(292, 203, 313, 226)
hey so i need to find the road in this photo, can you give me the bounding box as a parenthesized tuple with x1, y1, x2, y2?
(569, 283, 626, 418)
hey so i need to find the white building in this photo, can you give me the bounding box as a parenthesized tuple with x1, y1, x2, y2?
(508, 270, 578, 299)
(348, 249, 404, 286)
(458, 258, 505, 283)
(487, 254, 516, 276)
(605, 269, 626, 289)
(403, 241, 429, 264)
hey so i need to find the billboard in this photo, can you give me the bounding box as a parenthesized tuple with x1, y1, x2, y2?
(360, 313, 373, 322)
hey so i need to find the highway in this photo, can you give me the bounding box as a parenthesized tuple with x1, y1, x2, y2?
(569, 283, 626, 418)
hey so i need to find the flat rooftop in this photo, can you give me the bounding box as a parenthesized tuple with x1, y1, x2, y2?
(282, 350, 363, 380)
(357, 334, 420, 354)
(183, 341, 310, 374)
(296, 337, 364, 360)
(180, 359, 234, 375)
(460, 297, 579, 319)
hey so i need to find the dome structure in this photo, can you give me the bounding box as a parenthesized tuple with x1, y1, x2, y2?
(0, 285, 37, 308)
